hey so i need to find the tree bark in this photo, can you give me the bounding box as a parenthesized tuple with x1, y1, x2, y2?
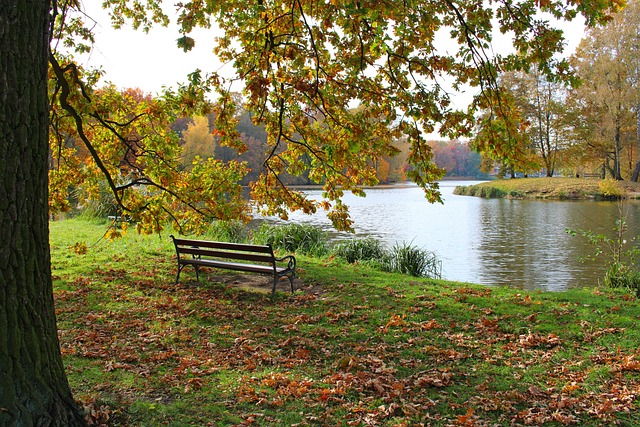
(0, 1, 85, 425)
(631, 105, 640, 182)
(614, 117, 623, 180)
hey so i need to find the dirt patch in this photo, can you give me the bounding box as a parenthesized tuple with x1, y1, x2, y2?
(203, 271, 324, 296)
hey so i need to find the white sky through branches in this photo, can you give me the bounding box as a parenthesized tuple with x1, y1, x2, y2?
(79, 4, 587, 109)
(79, 3, 229, 95)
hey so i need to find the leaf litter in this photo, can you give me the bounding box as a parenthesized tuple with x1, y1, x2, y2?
(52, 243, 640, 426)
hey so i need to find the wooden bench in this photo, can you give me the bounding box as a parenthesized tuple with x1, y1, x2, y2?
(583, 173, 601, 179)
(170, 236, 296, 299)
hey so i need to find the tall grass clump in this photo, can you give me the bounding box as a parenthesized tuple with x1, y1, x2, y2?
(206, 220, 249, 243)
(333, 238, 442, 279)
(73, 181, 119, 220)
(383, 242, 442, 279)
(452, 185, 472, 196)
(254, 223, 329, 256)
(478, 186, 505, 198)
(332, 238, 387, 264)
(604, 263, 640, 297)
(453, 185, 505, 198)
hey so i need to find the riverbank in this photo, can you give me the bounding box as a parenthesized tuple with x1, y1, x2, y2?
(50, 218, 640, 426)
(453, 177, 640, 200)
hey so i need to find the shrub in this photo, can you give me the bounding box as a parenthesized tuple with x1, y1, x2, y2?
(453, 186, 471, 196)
(568, 202, 640, 298)
(453, 185, 505, 198)
(598, 179, 625, 199)
(604, 263, 640, 297)
(478, 186, 505, 198)
(254, 223, 329, 256)
(332, 238, 387, 264)
(383, 242, 442, 279)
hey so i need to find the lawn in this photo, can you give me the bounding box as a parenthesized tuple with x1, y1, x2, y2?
(51, 218, 640, 426)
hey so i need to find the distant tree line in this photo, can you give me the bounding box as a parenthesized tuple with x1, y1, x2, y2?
(171, 105, 486, 185)
(472, 0, 640, 180)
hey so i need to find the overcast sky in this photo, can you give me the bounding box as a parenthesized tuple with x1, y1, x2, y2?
(79, 3, 228, 94)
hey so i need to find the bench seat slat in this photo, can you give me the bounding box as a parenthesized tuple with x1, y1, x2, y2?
(180, 258, 287, 274)
(178, 247, 274, 264)
(173, 238, 273, 254)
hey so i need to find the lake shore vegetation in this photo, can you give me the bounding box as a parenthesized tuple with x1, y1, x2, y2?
(52, 218, 640, 426)
(454, 177, 640, 201)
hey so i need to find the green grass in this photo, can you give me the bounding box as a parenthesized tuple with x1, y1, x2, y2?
(254, 222, 330, 256)
(453, 177, 640, 200)
(332, 237, 387, 264)
(332, 238, 442, 279)
(51, 218, 640, 426)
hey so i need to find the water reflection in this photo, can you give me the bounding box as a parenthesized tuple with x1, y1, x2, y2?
(476, 199, 586, 290)
(275, 181, 640, 291)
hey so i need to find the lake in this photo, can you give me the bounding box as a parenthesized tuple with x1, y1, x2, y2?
(275, 180, 640, 291)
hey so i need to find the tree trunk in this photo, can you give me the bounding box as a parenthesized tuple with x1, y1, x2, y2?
(614, 119, 623, 180)
(631, 105, 640, 182)
(0, 1, 85, 425)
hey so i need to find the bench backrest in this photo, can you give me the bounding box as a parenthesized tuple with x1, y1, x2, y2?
(171, 236, 275, 265)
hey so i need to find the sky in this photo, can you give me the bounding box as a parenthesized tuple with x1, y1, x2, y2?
(79, 3, 229, 95)
(78, 4, 587, 102)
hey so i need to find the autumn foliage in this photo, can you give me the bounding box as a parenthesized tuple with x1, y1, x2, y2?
(49, 0, 625, 232)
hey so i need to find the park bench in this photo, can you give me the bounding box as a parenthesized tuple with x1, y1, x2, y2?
(583, 173, 601, 179)
(170, 236, 296, 299)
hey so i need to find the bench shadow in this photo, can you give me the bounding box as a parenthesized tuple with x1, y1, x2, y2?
(182, 270, 324, 298)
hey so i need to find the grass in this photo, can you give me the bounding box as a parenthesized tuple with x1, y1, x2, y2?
(453, 177, 640, 200)
(254, 222, 329, 257)
(332, 238, 442, 279)
(51, 218, 640, 426)
(332, 237, 387, 264)
(382, 241, 442, 278)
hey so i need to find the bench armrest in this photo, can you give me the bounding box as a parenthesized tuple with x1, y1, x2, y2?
(275, 255, 296, 271)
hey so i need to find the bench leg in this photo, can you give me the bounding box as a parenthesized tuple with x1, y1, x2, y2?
(175, 264, 201, 284)
(271, 275, 278, 300)
(270, 273, 295, 300)
(175, 265, 182, 285)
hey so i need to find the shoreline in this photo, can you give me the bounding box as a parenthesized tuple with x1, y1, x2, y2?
(453, 177, 640, 201)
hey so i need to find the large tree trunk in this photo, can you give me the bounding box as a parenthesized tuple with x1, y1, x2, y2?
(0, 1, 85, 425)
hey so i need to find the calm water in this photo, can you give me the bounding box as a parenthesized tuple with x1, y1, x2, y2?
(278, 181, 640, 291)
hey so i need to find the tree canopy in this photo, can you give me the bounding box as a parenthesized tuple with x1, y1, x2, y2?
(570, 0, 640, 180)
(471, 0, 640, 180)
(50, 0, 623, 231)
